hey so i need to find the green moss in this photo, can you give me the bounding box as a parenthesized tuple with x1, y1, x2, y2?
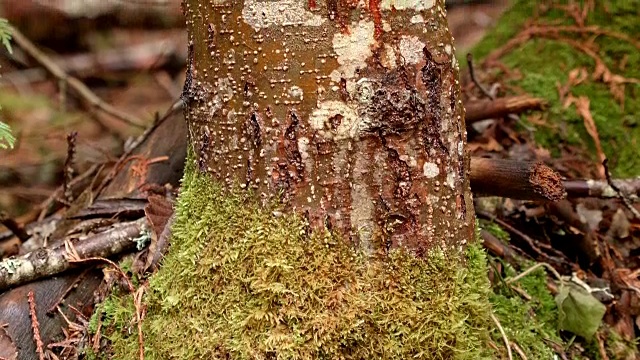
(490, 262, 560, 358)
(89, 154, 574, 358)
(96, 162, 496, 359)
(478, 220, 510, 243)
(470, 0, 640, 177)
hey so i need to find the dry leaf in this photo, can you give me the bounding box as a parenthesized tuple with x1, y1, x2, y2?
(566, 95, 606, 179)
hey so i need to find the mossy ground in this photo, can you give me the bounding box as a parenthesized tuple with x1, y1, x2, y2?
(468, 0, 640, 177)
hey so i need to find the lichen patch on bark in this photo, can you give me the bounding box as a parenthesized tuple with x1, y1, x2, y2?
(242, 0, 326, 31)
(381, 0, 435, 10)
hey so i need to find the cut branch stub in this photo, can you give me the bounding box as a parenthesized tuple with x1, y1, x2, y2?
(183, 0, 474, 256)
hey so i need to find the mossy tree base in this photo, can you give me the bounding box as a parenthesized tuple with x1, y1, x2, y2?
(95, 163, 498, 359)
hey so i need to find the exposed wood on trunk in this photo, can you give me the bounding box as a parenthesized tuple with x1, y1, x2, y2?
(470, 157, 566, 201)
(183, 0, 475, 255)
(465, 95, 546, 124)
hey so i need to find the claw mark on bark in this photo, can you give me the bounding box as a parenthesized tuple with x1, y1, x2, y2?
(247, 111, 262, 148)
(421, 48, 448, 156)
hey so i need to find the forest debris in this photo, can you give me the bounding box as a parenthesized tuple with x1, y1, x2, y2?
(470, 157, 566, 201)
(0, 212, 29, 243)
(0, 218, 147, 291)
(564, 96, 606, 178)
(465, 95, 547, 124)
(563, 178, 640, 200)
(607, 209, 631, 239)
(69, 255, 146, 360)
(604, 159, 640, 220)
(0, 325, 18, 360)
(27, 291, 45, 360)
(546, 200, 601, 265)
(8, 26, 145, 128)
(575, 203, 603, 231)
(140, 195, 174, 273)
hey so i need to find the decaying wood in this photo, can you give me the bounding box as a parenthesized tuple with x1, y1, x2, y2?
(465, 95, 547, 124)
(183, 0, 475, 255)
(470, 157, 566, 201)
(0, 108, 185, 357)
(0, 218, 147, 292)
(481, 229, 516, 262)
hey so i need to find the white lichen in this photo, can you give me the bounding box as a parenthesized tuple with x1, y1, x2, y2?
(309, 101, 361, 140)
(399, 35, 426, 65)
(329, 20, 376, 85)
(381, 0, 436, 11)
(410, 14, 425, 23)
(423, 162, 439, 178)
(242, 0, 325, 31)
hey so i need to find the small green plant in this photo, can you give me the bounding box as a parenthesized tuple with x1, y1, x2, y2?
(0, 18, 15, 150)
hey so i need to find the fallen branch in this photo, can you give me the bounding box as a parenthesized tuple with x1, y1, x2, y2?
(564, 178, 640, 200)
(470, 157, 566, 201)
(9, 26, 145, 129)
(0, 218, 147, 291)
(465, 95, 547, 124)
(0, 211, 30, 243)
(480, 230, 516, 262)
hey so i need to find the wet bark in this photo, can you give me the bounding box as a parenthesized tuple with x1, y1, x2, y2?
(182, 0, 474, 255)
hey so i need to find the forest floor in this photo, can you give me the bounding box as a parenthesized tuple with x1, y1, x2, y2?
(1, 0, 639, 359)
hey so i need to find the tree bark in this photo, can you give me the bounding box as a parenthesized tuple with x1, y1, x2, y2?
(182, 0, 475, 255)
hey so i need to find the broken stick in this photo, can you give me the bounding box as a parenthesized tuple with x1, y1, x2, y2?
(470, 157, 566, 201)
(465, 95, 547, 124)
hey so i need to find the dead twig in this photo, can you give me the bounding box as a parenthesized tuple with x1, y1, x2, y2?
(476, 211, 570, 266)
(0, 211, 30, 243)
(603, 159, 640, 220)
(563, 178, 640, 200)
(511, 341, 528, 360)
(466, 53, 494, 99)
(27, 291, 45, 360)
(68, 256, 145, 360)
(470, 157, 566, 201)
(491, 312, 513, 360)
(465, 95, 547, 124)
(37, 164, 102, 222)
(0, 218, 147, 291)
(62, 132, 78, 205)
(9, 26, 145, 129)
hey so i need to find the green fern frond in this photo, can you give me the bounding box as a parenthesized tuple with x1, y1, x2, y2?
(0, 121, 15, 149)
(0, 18, 13, 54)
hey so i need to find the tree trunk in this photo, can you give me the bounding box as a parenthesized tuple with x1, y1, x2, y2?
(182, 0, 474, 255)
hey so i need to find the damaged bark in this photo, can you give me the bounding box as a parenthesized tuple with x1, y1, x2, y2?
(183, 0, 474, 255)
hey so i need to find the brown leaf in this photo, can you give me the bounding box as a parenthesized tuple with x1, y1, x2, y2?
(566, 95, 606, 179)
(138, 195, 175, 273)
(0, 326, 18, 360)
